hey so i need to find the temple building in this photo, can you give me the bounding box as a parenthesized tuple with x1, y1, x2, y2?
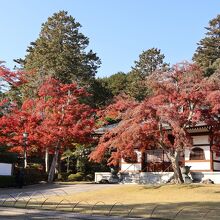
(95, 124, 220, 184)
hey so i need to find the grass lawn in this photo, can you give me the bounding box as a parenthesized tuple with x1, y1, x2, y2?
(44, 184, 220, 219)
(62, 183, 220, 204)
(3, 184, 220, 219)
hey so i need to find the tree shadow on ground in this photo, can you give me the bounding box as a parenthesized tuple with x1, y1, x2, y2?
(140, 183, 205, 190)
(1, 200, 220, 220)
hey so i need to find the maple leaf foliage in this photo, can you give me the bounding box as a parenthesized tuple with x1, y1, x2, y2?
(0, 65, 28, 91)
(90, 63, 220, 183)
(0, 67, 95, 183)
(96, 94, 137, 125)
(0, 66, 30, 152)
(0, 72, 95, 161)
(35, 78, 95, 182)
(8, 98, 44, 154)
(0, 106, 19, 148)
(0, 67, 44, 154)
(204, 70, 220, 152)
(35, 78, 95, 150)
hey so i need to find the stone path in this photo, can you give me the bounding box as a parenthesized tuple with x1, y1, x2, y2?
(0, 183, 119, 199)
(0, 183, 132, 220)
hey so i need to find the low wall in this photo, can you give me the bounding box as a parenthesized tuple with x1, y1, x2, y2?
(139, 172, 173, 184)
(190, 171, 220, 183)
(94, 172, 112, 183)
(185, 161, 211, 171)
(95, 171, 220, 184)
(140, 172, 220, 184)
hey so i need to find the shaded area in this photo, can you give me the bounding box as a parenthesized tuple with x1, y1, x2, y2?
(1, 196, 220, 219)
(1, 184, 220, 219)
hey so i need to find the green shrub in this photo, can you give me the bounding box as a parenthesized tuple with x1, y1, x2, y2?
(68, 172, 84, 181)
(105, 117, 119, 125)
(0, 175, 16, 187)
(29, 163, 43, 170)
(57, 172, 70, 181)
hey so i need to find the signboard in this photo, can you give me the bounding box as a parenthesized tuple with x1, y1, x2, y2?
(0, 163, 12, 176)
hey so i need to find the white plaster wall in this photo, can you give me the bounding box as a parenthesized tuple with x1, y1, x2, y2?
(185, 148, 190, 160)
(120, 150, 142, 172)
(185, 161, 210, 170)
(184, 135, 210, 161)
(185, 146, 210, 161)
(136, 150, 142, 163)
(192, 135, 209, 145)
(121, 163, 141, 172)
(94, 172, 111, 183)
(0, 163, 12, 176)
(203, 146, 210, 160)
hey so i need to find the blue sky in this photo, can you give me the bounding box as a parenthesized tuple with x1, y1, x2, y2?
(0, 0, 220, 77)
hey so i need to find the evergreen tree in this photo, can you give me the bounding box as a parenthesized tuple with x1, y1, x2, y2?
(86, 79, 113, 108)
(132, 48, 168, 77)
(15, 11, 101, 85)
(126, 48, 168, 101)
(126, 70, 149, 101)
(193, 14, 220, 71)
(100, 72, 128, 96)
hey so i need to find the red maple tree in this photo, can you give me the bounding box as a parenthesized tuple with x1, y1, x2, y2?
(0, 67, 95, 182)
(96, 94, 137, 125)
(90, 63, 220, 183)
(30, 78, 94, 182)
(0, 66, 29, 150)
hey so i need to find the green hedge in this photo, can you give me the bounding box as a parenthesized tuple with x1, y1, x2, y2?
(0, 175, 16, 187)
(58, 172, 70, 181)
(68, 172, 84, 181)
(0, 168, 47, 187)
(58, 172, 94, 182)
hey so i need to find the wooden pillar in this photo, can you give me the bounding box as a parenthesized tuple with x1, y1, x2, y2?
(141, 150, 146, 172)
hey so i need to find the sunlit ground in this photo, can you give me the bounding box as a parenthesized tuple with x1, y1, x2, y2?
(3, 184, 220, 219)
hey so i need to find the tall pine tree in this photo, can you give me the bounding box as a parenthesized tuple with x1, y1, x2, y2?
(15, 11, 101, 85)
(132, 48, 168, 77)
(126, 48, 168, 101)
(193, 14, 220, 74)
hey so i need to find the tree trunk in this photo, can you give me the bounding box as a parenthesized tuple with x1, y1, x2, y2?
(45, 148, 49, 173)
(168, 150, 184, 184)
(24, 150, 27, 168)
(48, 145, 59, 183)
(67, 156, 70, 173)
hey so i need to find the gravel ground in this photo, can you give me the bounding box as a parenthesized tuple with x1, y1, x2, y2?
(0, 183, 119, 199)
